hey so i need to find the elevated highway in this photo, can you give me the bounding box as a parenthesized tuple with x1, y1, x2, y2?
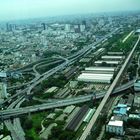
(79, 35, 140, 140)
(0, 79, 134, 120)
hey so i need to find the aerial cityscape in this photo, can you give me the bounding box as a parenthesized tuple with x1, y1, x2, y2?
(0, 0, 140, 140)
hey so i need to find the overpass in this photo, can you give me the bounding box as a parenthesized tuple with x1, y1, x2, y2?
(0, 79, 134, 120)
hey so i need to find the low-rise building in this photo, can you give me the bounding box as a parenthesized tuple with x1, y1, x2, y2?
(127, 94, 134, 107)
(77, 73, 113, 84)
(40, 123, 57, 140)
(94, 60, 120, 66)
(133, 93, 140, 107)
(134, 79, 140, 91)
(113, 104, 127, 116)
(101, 55, 124, 60)
(69, 81, 78, 89)
(107, 52, 124, 56)
(47, 113, 56, 119)
(45, 87, 58, 94)
(129, 114, 140, 120)
(79, 58, 92, 64)
(106, 116, 124, 136)
(63, 105, 75, 114)
(85, 67, 116, 73)
(83, 108, 96, 123)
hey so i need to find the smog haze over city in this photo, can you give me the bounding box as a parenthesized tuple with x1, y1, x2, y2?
(0, 0, 140, 21)
(0, 0, 140, 140)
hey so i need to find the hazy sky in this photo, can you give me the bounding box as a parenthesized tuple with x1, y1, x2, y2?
(0, 0, 140, 21)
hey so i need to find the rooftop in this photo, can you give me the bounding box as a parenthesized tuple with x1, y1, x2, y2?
(85, 67, 116, 71)
(94, 60, 120, 64)
(108, 120, 123, 127)
(102, 55, 123, 59)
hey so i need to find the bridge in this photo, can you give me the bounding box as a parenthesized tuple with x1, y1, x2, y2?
(0, 79, 135, 120)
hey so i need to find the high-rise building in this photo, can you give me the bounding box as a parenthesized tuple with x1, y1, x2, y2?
(82, 20, 87, 27)
(41, 23, 46, 30)
(74, 24, 81, 33)
(65, 24, 71, 32)
(80, 24, 86, 32)
(6, 23, 12, 32)
(41, 36, 48, 47)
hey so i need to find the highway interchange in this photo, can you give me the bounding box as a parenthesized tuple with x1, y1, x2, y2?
(1, 28, 138, 140)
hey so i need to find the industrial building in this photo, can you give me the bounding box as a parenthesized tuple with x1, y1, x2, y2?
(55, 87, 71, 98)
(63, 105, 75, 114)
(101, 55, 124, 60)
(79, 58, 92, 64)
(40, 123, 57, 140)
(62, 66, 78, 80)
(83, 67, 116, 75)
(86, 48, 105, 59)
(83, 70, 114, 75)
(45, 87, 58, 94)
(94, 48, 105, 55)
(83, 108, 96, 123)
(77, 73, 113, 83)
(85, 67, 116, 73)
(66, 105, 89, 131)
(107, 52, 124, 56)
(94, 60, 120, 66)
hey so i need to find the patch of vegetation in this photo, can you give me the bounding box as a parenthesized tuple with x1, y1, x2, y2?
(21, 112, 46, 140)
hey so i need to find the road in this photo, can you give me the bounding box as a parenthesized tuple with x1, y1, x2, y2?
(122, 30, 134, 43)
(79, 35, 140, 140)
(0, 79, 135, 119)
(4, 97, 25, 140)
(1, 28, 120, 139)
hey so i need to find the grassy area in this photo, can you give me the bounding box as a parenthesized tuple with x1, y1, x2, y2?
(21, 112, 47, 140)
(109, 34, 137, 53)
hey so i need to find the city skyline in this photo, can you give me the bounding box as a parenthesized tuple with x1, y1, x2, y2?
(0, 0, 140, 21)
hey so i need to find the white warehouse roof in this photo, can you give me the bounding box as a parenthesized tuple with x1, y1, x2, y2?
(108, 120, 123, 127)
(77, 73, 113, 83)
(102, 55, 124, 59)
(85, 67, 116, 72)
(94, 60, 120, 65)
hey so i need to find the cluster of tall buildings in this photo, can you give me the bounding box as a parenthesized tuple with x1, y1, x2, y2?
(65, 21, 87, 33)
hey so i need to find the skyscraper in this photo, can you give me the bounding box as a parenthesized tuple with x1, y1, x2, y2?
(41, 23, 46, 30)
(6, 23, 12, 32)
(65, 24, 71, 32)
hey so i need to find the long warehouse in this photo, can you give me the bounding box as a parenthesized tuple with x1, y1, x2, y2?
(101, 55, 124, 60)
(77, 73, 113, 83)
(85, 67, 116, 72)
(107, 52, 124, 55)
(94, 60, 120, 66)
